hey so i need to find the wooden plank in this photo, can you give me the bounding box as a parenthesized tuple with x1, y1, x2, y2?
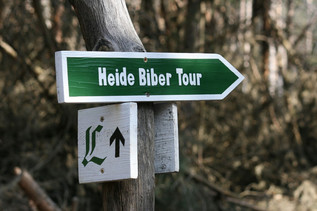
(78, 103, 138, 184)
(154, 103, 179, 174)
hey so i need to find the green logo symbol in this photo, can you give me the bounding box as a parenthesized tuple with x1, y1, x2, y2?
(82, 125, 107, 167)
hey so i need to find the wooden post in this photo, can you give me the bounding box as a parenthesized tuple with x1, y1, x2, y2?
(69, 0, 155, 210)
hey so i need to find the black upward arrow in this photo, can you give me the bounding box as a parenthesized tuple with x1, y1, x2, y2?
(110, 127, 125, 158)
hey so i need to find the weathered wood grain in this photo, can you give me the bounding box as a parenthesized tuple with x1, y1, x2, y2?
(69, 0, 154, 210)
(154, 103, 179, 174)
(69, 0, 145, 52)
(102, 103, 155, 211)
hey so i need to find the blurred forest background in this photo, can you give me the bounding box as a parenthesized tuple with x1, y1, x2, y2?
(0, 0, 317, 210)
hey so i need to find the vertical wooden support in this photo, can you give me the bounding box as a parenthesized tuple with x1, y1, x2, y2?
(102, 103, 155, 210)
(154, 103, 179, 174)
(69, 0, 155, 210)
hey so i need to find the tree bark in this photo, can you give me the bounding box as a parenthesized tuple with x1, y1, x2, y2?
(69, 0, 155, 210)
(140, 0, 160, 51)
(252, 0, 271, 80)
(69, 0, 145, 52)
(184, 0, 201, 52)
(262, 0, 271, 80)
(103, 103, 154, 211)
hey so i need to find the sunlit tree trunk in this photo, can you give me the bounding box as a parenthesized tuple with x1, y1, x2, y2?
(306, 0, 313, 54)
(262, 0, 270, 81)
(268, 0, 284, 97)
(239, 0, 252, 70)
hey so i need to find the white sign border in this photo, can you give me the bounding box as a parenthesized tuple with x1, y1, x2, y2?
(55, 51, 244, 103)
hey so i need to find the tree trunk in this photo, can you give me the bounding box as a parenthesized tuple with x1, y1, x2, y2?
(103, 103, 154, 211)
(239, 0, 252, 70)
(69, 0, 155, 210)
(69, 0, 145, 52)
(252, 0, 271, 80)
(285, 0, 294, 38)
(262, 0, 271, 80)
(140, 0, 160, 51)
(305, 0, 313, 54)
(184, 0, 201, 52)
(268, 0, 284, 97)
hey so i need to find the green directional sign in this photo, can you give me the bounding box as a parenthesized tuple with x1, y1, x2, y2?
(55, 51, 244, 103)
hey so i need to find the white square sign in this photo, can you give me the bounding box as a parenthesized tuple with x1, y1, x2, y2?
(78, 103, 137, 184)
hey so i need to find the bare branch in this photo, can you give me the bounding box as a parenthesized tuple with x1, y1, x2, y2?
(293, 12, 317, 48)
(14, 167, 61, 211)
(0, 37, 18, 58)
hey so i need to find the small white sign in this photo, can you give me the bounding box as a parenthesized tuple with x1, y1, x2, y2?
(78, 103, 137, 184)
(154, 103, 179, 174)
